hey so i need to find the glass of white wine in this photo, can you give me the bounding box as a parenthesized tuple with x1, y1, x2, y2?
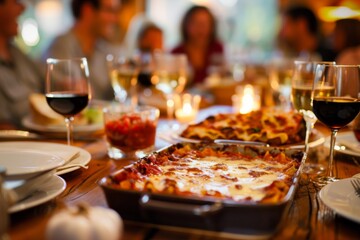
(106, 54, 138, 107)
(291, 61, 335, 173)
(152, 53, 188, 128)
(269, 58, 295, 110)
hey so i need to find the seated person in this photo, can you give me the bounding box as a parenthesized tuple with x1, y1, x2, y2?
(137, 23, 163, 54)
(333, 18, 360, 64)
(171, 5, 224, 85)
(43, 0, 122, 101)
(278, 5, 335, 61)
(0, 0, 44, 128)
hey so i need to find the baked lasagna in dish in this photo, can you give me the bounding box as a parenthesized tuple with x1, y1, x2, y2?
(180, 109, 305, 146)
(108, 143, 303, 203)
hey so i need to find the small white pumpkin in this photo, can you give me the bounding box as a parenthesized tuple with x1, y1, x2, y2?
(46, 203, 123, 240)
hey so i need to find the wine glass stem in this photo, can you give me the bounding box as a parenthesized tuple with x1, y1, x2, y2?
(327, 129, 338, 179)
(304, 118, 316, 153)
(65, 117, 74, 145)
(166, 94, 175, 128)
(304, 120, 312, 153)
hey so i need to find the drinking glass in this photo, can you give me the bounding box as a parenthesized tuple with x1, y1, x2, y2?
(152, 53, 188, 127)
(312, 64, 360, 185)
(106, 54, 138, 107)
(291, 61, 335, 173)
(103, 105, 159, 160)
(269, 58, 295, 110)
(45, 58, 90, 145)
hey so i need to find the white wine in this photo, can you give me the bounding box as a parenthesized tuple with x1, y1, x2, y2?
(292, 85, 335, 111)
(110, 69, 137, 102)
(278, 69, 293, 86)
(151, 72, 186, 95)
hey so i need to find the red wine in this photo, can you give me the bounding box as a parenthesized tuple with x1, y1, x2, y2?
(46, 93, 89, 117)
(313, 97, 360, 129)
(138, 72, 153, 87)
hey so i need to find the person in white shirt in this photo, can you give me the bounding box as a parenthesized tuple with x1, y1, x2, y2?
(43, 0, 122, 101)
(0, 0, 43, 128)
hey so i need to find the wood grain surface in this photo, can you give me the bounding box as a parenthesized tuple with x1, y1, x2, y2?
(7, 125, 360, 240)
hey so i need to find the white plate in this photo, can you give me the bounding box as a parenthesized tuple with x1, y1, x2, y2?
(0, 150, 64, 176)
(324, 132, 360, 157)
(22, 116, 103, 133)
(21, 99, 109, 134)
(319, 178, 360, 224)
(8, 175, 66, 213)
(0, 142, 91, 175)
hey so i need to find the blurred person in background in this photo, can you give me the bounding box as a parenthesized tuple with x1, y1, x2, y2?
(278, 5, 335, 61)
(124, 15, 164, 88)
(43, 0, 122, 100)
(136, 22, 164, 88)
(137, 23, 163, 54)
(125, 14, 164, 56)
(0, 0, 44, 128)
(333, 18, 360, 64)
(171, 5, 224, 85)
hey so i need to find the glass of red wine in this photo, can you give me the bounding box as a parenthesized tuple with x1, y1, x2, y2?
(312, 64, 360, 185)
(45, 58, 90, 145)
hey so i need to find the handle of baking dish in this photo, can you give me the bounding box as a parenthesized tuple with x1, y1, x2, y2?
(214, 139, 270, 147)
(139, 194, 223, 217)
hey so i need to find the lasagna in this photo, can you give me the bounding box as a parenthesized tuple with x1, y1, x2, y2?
(180, 109, 305, 146)
(108, 143, 303, 203)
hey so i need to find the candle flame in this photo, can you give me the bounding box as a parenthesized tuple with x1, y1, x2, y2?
(233, 84, 260, 114)
(239, 85, 255, 114)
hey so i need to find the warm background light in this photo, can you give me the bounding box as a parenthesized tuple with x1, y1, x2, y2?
(21, 18, 40, 47)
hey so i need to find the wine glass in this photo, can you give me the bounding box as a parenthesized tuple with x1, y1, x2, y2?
(312, 64, 360, 185)
(152, 53, 188, 128)
(45, 58, 90, 145)
(106, 54, 138, 107)
(291, 61, 335, 174)
(269, 58, 295, 110)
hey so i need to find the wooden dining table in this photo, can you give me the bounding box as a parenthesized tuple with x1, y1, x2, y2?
(6, 120, 360, 240)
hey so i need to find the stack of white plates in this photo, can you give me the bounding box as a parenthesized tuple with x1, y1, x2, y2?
(1, 142, 91, 213)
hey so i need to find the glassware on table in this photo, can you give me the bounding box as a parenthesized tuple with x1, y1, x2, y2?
(312, 64, 360, 185)
(0, 166, 9, 240)
(291, 61, 335, 174)
(103, 105, 159, 160)
(106, 54, 139, 107)
(152, 53, 188, 127)
(353, 113, 360, 142)
(269, 58, 295, 110)
(45, 58, 90, 145)
(137, 52, 154, 88)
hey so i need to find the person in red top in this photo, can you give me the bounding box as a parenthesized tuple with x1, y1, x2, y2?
(171, 5, 224, 85)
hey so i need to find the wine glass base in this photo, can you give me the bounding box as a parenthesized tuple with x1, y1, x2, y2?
(107, 146, 154, 161)
(302, 163, 325, 175)
(315, 176, 339, 187)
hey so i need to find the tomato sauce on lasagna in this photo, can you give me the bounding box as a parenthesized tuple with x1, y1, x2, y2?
(108, 143, 303, 203)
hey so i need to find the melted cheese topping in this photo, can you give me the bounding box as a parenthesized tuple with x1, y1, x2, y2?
(134, 155, 288, 202)
(181, 110, 303, 145)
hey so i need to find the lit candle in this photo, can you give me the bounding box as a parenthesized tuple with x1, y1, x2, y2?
(233, 84, 261, 114)
(175, 94, 200, 123)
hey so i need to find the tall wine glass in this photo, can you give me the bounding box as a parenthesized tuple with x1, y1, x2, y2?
(45, 58, 90, 145)
(106, 54, 138, 107)
(152, 53, 188, 128)
(269, 58, 295, 110)
(312, 64, 360, 185)
(291, 61, 335, 173)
